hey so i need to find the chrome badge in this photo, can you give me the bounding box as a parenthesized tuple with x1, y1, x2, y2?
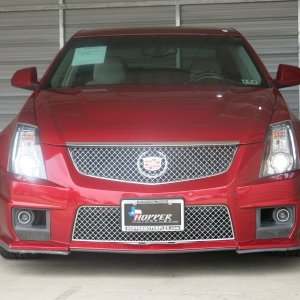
(137, 150, 168, 179)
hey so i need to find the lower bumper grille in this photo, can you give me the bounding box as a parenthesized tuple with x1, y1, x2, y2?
(72, 205, 234, 243)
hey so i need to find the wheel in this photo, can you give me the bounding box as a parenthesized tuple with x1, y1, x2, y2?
(270, 250, 300, 257)
(0, 246, 41, 259)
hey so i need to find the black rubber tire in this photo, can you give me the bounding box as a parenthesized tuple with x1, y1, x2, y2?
(270, 250, 300, 257)
(0, 246, 41, 259)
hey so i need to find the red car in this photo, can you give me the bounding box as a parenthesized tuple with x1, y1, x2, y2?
(1, 28, 300, 259)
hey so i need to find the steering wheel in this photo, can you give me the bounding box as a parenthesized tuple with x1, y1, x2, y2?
(189, 71, 224, 83)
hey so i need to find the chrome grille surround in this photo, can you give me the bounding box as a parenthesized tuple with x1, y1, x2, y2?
(68, 143, 238, 185)
(72, 205, 234, 243)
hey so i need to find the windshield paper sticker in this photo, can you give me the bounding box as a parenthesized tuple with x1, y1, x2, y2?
(72, 46, 107, 66)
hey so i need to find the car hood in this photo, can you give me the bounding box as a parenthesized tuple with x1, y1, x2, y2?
(35, 85, 275, 145)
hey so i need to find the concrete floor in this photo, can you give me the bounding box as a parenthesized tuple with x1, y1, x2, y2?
(0, 251, 299, 300)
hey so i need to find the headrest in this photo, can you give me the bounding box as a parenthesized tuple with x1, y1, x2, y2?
(93, 57, 126, 84)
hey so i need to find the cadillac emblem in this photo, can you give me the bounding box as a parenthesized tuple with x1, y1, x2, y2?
(137, 150, 168, 179)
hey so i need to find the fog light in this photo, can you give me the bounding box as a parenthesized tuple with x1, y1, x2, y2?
(17, 210, 34, 225)
(257, 206, 295, 239)
(13, 208, 50, 241)
(273, 208, 290, 223)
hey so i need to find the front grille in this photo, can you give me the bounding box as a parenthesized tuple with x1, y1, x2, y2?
(68, 144, 238, 184)
(72, 205, 234, 243)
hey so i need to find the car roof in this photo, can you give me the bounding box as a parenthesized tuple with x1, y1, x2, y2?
(73, 27, 241, 39)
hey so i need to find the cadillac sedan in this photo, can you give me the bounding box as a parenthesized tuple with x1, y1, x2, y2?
(1, 28, 300, 259)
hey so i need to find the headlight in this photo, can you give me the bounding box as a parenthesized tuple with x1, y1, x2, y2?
(10, 123, 47, 179)
(260, 121, 299, 177)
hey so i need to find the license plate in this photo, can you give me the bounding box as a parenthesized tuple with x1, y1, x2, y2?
(121, 199, 184, 232)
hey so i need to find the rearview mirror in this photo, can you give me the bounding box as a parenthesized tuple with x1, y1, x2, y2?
(275, 64, 300, 89)
(11, 67, 38, 90)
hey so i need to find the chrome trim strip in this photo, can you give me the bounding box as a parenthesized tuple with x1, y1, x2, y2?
(72, 238, 235, 245)
(70, 248, 237, 255)
(66, 141, 240, 147)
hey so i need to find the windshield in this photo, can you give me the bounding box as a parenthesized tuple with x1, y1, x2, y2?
(44, 35, 269, 89)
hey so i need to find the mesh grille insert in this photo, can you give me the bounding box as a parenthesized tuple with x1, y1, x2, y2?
(72, 205, 234, 243)
(68, 144, 237, 184)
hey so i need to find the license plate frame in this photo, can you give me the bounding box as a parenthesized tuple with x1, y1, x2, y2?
(121, 199, 184, 232)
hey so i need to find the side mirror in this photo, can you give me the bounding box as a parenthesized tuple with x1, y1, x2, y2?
(275, 64, 300, 89)
(11, 67, 38, 90)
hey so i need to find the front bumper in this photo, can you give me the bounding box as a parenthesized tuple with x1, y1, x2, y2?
(1, 169, 300, 255)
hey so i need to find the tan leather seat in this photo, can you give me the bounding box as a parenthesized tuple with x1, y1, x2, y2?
(90, 57, 126, 84)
